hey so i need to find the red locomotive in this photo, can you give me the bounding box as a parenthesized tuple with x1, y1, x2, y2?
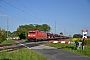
(28, 30, 70, 41)
(28, 30, 47, 41)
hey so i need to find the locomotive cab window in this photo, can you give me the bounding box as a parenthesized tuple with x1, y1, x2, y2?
(29, 32, 35, 34)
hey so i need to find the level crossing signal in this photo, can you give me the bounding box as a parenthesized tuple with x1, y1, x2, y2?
(81, 29, 88, 40)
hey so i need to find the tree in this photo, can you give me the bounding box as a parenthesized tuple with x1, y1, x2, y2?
(73, 34, 82, 38)
(0, 29, 6, 43)
(60, 32, 63, 35)
(17, 25, 27, 39)
(24, 24, 35, 30)
(42, 24, 51, 32)
(35, 25, 43, 30)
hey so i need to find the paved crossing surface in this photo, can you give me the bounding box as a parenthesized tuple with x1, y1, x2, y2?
(15, 40, 90, 60)
(31, 45, 90, 60)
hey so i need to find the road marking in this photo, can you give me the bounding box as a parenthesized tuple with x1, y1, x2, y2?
(16, 41, 31, 49)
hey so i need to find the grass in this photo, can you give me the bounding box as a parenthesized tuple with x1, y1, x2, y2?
(1, 40, 15, 44)
(46, 43, 90, 57)
(0, 48, 47, 60)
(0, 40, 47, 60)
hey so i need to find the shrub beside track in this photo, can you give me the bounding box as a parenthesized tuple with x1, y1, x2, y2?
(46, 42, 90, 57)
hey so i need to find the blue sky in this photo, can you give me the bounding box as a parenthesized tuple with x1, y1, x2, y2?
(0, 0, 90, 36)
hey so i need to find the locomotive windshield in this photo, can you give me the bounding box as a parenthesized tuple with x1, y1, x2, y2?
(29, 32, 35, 34)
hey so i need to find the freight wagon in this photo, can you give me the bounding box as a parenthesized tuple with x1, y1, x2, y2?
(28, 30, 47, 41)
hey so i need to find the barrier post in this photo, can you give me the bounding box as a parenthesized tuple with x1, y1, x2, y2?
(81, 29, 88, 50)
(82, 38, 85, 50)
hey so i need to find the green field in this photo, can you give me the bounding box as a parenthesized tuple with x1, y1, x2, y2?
(0, 48, 47, 60)
(46, 43, 90, 57)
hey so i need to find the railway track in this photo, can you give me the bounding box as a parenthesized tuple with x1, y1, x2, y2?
(0, 43, 24, 52)
(0, 38, 70, 52)
(0, 41, 48, 52)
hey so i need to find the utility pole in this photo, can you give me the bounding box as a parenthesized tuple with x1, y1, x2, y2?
(7, 17, 9, 40)
(64, 28, 66, 35)
(55, 21, 56, 34)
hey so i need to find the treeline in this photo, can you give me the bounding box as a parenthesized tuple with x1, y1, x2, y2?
(0, 24, 51, 43)
(12, 24, 51, 39)
(73, 34, 90, 38)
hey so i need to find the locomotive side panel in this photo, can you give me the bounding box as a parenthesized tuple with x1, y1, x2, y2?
(37, 31, 47, 40)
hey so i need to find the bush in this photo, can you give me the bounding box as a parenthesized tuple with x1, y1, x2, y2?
(0, 29, 6, 43)
(72, 38, 90, 46)
(72, 38, 82, 42)
(85, 40, 90, 46)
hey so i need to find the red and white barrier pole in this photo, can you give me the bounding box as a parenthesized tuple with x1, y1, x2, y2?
(49, 40, 70, 44)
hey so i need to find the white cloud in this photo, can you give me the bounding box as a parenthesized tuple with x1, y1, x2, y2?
(0, 14, 8, 17)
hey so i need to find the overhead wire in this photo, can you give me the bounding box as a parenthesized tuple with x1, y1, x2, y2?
(0, 5, 31, 22)
(16, 0, 45, 22)
(1, 0, 44, 22)
(0, 10, 29, 22)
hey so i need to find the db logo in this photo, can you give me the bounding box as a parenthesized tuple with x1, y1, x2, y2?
(81, 29, 88, 40)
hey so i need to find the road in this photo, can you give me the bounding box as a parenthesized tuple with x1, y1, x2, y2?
(31, 45, 90, 60)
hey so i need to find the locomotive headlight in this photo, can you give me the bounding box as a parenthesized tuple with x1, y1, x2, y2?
(33, 35, 35, 36)
(28, 35, 30, 36)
